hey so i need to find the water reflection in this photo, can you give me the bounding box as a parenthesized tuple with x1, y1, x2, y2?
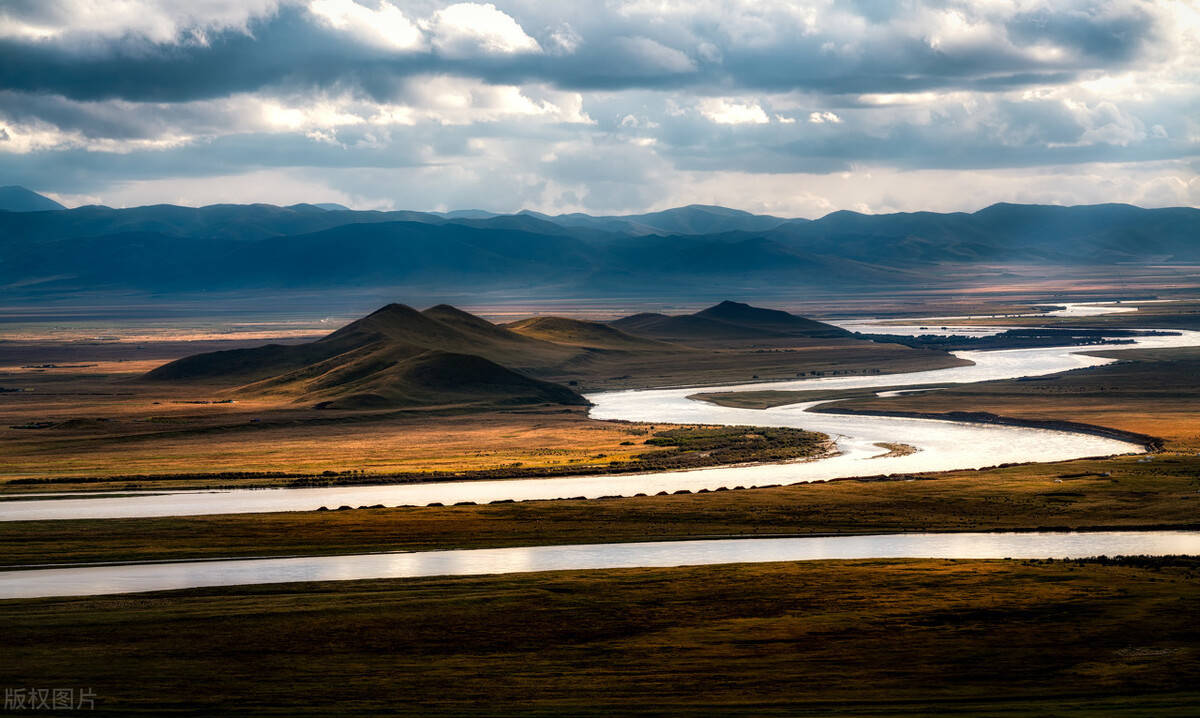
(2, 531, 1196, 599)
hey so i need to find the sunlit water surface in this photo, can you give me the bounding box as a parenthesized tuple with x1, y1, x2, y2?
(3, 530, 1197, 599)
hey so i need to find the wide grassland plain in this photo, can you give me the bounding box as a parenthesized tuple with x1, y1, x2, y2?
(3, 559, 1199, 716)
(3, 297, 1200, 715)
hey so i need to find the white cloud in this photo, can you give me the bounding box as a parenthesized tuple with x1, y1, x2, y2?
(0, 16, 58, 40)
(808, 111, 841, 124)
(426, 3, 541, 57)
(308, 0, 424, 50)
(260, 97, 367, 131)
(661, 161, 1200, 218)
(699, 99, 769, 125)
(0, 0, 280, 43)
(1061, 99, 1145, 147)
(857, 92, 942, 106)
(0, 118, 193, 154)
(60, 168, 395, 209)
(394, 77, 590, 125)
(0, 83, 590, 157)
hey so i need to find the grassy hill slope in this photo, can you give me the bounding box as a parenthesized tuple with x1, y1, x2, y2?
(611, 301, 851, 346)
(147, 303, 587, 409)
(505, 316, 675, 350)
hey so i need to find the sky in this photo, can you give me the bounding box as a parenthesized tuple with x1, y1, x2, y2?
(1, 0, 1198, 216)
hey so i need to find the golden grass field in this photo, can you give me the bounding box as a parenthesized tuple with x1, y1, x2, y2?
(0, 331, 956, 487)
(0, 354, 688, 484)
(0, 404, 670, 486)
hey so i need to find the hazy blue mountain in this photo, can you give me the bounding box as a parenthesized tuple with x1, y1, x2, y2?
(622, 205, 792, 235)
(522, 204, 792, 236)
(2, 200, 1198, 300)
(218, 221, 601, 288)
(0, 202, 607, 247)
(0, 186, 65, 212)
(3, 219, 607, 293)
(312, 203, 352, 211)
(764, 203, 1200, 264)
(436, 209, 501, 219)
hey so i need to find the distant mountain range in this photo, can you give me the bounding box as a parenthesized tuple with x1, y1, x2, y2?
(2, 186, 1197, 301)
(0, 186, 65, 212)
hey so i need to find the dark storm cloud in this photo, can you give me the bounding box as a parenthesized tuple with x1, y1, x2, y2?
(0, 8, 398, 103)
(0, 1, 1164, 102)
(1006, 5, 1155, 62)
(0, 6, 699, 104)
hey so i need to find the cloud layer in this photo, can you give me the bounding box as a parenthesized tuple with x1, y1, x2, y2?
(1, 0, 1197, 214)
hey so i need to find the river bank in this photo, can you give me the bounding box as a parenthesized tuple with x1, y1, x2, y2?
(4, 451, 1197, 567)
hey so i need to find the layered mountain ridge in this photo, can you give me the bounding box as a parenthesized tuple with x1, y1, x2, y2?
(5, 196, 1196, 299)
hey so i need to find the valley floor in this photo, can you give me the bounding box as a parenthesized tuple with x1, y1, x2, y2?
(3, 293, 1200, 716)
(6, 336, 1200, 565)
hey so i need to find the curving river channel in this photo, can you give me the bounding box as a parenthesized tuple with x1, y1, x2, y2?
(3, 303, 1198, 598)
(3, 307, 1197, 522)
(3, 530, 1199, 599)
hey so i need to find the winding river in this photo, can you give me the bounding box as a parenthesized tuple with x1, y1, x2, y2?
(2, 306, 1195, 522)
(3, 302, 1198, 598)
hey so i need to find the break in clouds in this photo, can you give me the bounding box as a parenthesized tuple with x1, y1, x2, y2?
(1, 0, 1198, 214)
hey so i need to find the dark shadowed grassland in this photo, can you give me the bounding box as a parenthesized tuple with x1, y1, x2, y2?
(5, 452, 1198, 566)
(3, 559, 1199, 716)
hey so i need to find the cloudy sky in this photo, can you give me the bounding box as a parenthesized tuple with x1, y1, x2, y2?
(1, 0, 1198, 216)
